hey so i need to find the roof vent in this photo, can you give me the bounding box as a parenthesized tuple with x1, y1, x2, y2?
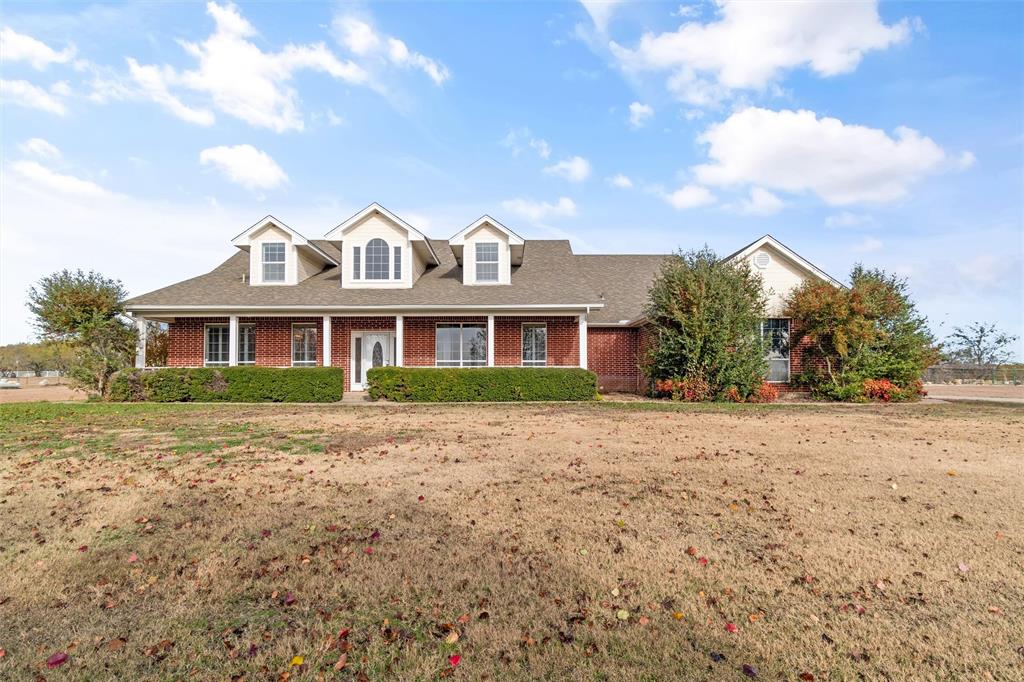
(753, 251, 771, 269)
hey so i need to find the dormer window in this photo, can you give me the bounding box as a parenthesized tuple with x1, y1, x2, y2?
(476, 243, 499, 282)
(365, 238, 390, 279)
(262, 242, 286, 282)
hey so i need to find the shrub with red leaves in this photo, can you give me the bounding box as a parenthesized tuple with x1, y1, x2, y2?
(749, 381, 780, 403)
(863, 378, 897, 402)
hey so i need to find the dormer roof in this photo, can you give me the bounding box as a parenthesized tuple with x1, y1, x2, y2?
(448, 215, 525, 266)
(324, 202, 440, 265)
(230, 215, 338, 265)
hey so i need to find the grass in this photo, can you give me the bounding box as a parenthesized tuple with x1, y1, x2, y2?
(0, 400, 1021, 680)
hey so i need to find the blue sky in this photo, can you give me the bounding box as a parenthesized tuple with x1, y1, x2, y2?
(2, 1, 1022, 355)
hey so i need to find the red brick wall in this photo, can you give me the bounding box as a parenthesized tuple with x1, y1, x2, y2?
(167, 317, 226, 367)
(587, 327, 643, 393)
(786, 318, 823, 391)
(494, 316, 579, 366)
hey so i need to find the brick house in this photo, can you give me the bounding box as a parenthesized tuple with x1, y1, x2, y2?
(124, 203, 841, 393)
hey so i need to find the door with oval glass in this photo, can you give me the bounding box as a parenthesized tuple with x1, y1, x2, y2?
(352, 332, 394, 390)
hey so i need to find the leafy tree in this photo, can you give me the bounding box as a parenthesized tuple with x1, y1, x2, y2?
(26, 269, 136, 395)
(945, 322, 1019, 366)
(146, 321, 170, 367)
(643, 247, 768, 399)
(786, 265, 938, 401)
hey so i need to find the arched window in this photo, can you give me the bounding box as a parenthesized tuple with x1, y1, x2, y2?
(365, 238, 389, 279)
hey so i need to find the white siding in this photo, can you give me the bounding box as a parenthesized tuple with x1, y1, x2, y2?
(340, 213, 413, 289)
(296, 248, 323, 282)
(743, 244, 809, 316)
(462, 222, 511, 285)
(248, 224, 297, 285)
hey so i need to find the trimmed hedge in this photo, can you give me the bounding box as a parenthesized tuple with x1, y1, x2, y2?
(108, 367, 344, 403)
(366, 367, 598, 402)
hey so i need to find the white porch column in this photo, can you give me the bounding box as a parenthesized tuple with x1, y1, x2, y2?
(228, 316, 239, 367)
(395, 315, 404, 366)
(322, 315, 332, 367)
(487, 315, 495, 367)
(578, 313, 588, 369)
(134, 316, 147, 368)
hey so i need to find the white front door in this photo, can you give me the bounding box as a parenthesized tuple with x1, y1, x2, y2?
(351, 332, 394, 390)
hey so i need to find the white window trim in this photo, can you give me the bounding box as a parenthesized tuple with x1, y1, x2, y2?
(521, 322, 548, 367)
(434, 322, 488, 368)
(204, 323, 230, 367)
(761, 317, 792, 384)
(475, 242, 500, 284)
(261, 242, 287, 284)
(291, 322, 318, 367)
(237, 323, 256, 365)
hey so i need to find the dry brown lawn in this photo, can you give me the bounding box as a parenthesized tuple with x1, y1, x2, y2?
(1, 401, 1022, 681)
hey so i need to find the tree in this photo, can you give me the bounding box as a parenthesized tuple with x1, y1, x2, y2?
(146, 321, 170, 367)
(643, 247, 768, 399)
(26, 269, 136, 395)
(945, 323, 1018, 366)
(786, 265, 938, 400)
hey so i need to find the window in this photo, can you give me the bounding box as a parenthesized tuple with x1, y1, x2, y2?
(292, 324, 318, 366)
(365, 238, 389, 280)
(475, 242, 499, 282)
(522, 323, 547, 366)
(393, 245, 402, 280)
(238, 324, 255, 364)
(761, 318, 790, 382)
(205, 325, 229, 366)
(436, 323, 486, 367)
(262, 242, 286, 282)
(352, 246, 361, 280)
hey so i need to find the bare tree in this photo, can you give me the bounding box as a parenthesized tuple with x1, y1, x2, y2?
(945, 323, 1019, 366)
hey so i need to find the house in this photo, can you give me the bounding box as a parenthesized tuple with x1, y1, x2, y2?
(124, 203, 841, 393)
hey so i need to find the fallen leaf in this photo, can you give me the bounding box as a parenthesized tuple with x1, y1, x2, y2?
(449, 654, 461, 667)
(127, 553, 138, 563)
(742, 663, 759, 678)
(697, 557, 709, 567)
(364, 547, 374, 555)
(686, 546, 697, 556)
(616, 609, 629, 621)
(284, 592, 296, 606)
(638, 615, 650, 625)
(77, 545, 88, 552)
(46, 652, 70, 668)
(958, 562, 970, 573)
(947, 470, 957, 476)
(290, 655, 304, 666)
(334, 654, 348, 671)
(799, 674, 815, 681)
(445, 631, 460, 644)
(988, 606, 1003, 615)
(672, 612, 684, 620)
(107, 638, 127, 652)
(726, 622, 739, 634)
(457, 613, 471, 624)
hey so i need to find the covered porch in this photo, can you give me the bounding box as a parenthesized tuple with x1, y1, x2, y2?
(131, 308, 594, 393)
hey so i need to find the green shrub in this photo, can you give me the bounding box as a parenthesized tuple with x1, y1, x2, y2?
(108, 367, 343, 402)
(366, 367, 598, 402)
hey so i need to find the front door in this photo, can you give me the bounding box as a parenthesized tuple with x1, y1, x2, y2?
(352, 332, 394, 390)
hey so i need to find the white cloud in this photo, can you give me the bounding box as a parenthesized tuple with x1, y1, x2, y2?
(326, 108, 345, 126)
(332, 15, 450, 85)
(0, 27, 75, 69)
(501, 128, 551, 159)
(853, 236, 883, 253)
(199, 144, 288, 191)
(18, 137, 61, 160)
(0, 79, 67, 115)
(127, 58, 215, 126)
(9, 160, 110, 198)
(735, 186, 783, 215)
(956, 151, 977, 170)
(825, 211, 875, 228)
(543, 155, 592, 183)
(628, 101, 654, 128)
(609, 1, 915, 106)
(664, 184, 715, 209)
(608, 173, 633, 188)
(126, 2, 367, 132)
(501, 196, 578, 222)
(693, 107, 950, 205)
(580, 0, 625, 33)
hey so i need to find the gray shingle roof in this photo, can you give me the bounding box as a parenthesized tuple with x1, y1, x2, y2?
(125, 240, 668, 324)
